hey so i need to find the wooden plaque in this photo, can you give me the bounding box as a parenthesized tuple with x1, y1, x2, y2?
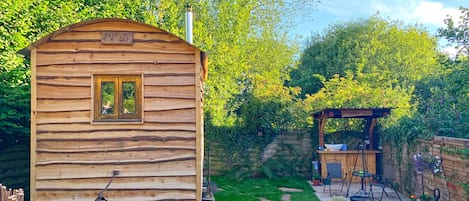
(101, 32, 134, 44)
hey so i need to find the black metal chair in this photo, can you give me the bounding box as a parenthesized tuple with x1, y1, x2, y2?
(369, 165, 402, 201)
(323, 161, 347, 196)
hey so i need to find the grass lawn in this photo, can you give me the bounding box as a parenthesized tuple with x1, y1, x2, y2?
(211, 176, 320, 201)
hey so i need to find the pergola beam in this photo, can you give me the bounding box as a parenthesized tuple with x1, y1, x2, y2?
(313, 108, 391, 150)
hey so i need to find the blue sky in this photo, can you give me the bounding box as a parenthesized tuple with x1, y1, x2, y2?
(291, 0, 468, 54)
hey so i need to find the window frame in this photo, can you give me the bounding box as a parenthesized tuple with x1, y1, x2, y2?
(93, 74, 143, 123)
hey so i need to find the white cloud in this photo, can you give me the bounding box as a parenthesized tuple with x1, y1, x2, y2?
(316, 0, 461, 27)
(303, 0, 463, 37)
(442, 46, 457, 58)
(409, 1, 460, 26)
(371, 2, 392, 14)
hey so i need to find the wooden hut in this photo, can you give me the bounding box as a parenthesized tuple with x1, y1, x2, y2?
(21, 18, 208, 201)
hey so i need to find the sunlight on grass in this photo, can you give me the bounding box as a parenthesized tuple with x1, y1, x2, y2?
(212, 176, 320, 201)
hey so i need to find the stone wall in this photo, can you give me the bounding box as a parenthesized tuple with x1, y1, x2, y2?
(204, 130, 312, 177)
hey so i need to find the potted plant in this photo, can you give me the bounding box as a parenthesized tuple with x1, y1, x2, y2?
(312, 171, 321, 186)
(420, 193, 432, 201)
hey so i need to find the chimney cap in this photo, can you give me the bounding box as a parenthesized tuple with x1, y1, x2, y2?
(185, 4, 192, 11)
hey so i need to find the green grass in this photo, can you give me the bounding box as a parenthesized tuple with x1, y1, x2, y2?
(211, 176, 320, 201)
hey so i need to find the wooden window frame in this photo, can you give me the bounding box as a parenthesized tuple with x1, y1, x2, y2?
(93, 74, 142, 122)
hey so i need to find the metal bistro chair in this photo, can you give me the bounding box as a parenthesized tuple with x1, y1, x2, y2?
(369, 164, 402, 201)
(323, 161, 347, 196)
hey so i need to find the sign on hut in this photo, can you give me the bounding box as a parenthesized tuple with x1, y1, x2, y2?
(21, 18, 208, 201)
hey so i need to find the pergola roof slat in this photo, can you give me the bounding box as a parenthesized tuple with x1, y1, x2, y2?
(312, 108, 391, 119)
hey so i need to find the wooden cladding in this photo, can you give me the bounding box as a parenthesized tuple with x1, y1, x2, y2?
(36, 52, 195, 66)
(36, 189, 195, 201)
(36, 63, 195, 77)
(28, 19, 205, 201)
(38, 41, 193, 54)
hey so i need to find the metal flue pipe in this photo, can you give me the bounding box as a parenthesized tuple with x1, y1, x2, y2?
(185, 4, 193, 44)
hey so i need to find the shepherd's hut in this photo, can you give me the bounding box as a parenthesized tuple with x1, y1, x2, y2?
(21, 18, 208, 201)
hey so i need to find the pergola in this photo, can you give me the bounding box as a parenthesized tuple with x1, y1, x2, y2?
(312, 108, 391, 150)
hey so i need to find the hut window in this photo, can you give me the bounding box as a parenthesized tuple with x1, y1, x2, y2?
(94, 75, 142, 122)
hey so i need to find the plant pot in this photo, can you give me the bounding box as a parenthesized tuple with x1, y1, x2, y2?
(312, 179, 321, 186)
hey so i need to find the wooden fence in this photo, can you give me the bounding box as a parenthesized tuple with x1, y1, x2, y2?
(0, 184, 24, 201)
(383, 136, 469, 201)
(0, 144, 29, 201)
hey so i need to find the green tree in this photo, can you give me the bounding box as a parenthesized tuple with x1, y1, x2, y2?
(302, 73, 413, 130)
(290, 17, 440, 97)
(143, 1, 318, 127)
(410, 5, 469, 138)
(438, 6, 469, 55)
(192, 1, 315, 127)
(290, 16, 443, 137)
(0, 0, 157, 145)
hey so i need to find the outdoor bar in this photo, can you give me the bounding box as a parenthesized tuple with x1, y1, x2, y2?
(313, 108, 391, 182)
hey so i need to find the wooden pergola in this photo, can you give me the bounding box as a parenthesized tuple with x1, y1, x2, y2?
(313, 108, 391, 150)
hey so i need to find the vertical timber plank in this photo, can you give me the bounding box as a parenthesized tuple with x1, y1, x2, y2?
(195, 50, 203, 201)
(30, 48, 37, 201)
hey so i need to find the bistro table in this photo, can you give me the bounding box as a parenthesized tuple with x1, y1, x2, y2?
(346, 171, 374, 198)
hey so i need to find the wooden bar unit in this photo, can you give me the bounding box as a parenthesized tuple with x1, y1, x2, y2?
(317, 150, 380, 182)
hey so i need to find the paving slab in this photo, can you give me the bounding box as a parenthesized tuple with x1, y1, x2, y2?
(309, 181, 410, 201)
(279, 187, 304, 193)
(281, 194, 292, 201)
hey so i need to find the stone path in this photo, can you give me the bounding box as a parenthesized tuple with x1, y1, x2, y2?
(281, 194, 292, 201)
(257, 187, 303, 201)
(310, 181, 411, 201)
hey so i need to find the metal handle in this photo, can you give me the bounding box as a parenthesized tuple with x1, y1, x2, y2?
(95, 170, 120, 201)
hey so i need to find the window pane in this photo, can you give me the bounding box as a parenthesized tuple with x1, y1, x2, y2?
(122, 82, 136, 114)
(101, 82, 114, 114)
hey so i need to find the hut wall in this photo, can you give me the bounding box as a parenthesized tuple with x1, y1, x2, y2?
(30, 20, 202, 201)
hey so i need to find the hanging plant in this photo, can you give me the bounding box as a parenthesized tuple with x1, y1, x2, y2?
(413, 153, 442, 174)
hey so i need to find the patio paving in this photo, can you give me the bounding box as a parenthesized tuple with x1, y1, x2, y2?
(309, 181, 410, 201)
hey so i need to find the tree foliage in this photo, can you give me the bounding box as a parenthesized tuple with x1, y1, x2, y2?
(409, 6, 469, 138)
(438, 6, 469, 55)
(290, 17, 440, 97)
(302, 73, 413, 130)
(0, 0, 155, 146)
(139, 1, 318, 128)
(291, 16, 441, 134)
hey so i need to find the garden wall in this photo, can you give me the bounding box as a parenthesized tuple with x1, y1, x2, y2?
(382, 136, 469, 201)
(204, 130, 312, 178)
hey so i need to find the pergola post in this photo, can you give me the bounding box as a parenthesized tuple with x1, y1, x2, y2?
(367, 118, 378, 150)
(318, 116, 327, 148)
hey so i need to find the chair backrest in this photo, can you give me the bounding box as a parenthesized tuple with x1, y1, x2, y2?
(326, 162, 343, 179)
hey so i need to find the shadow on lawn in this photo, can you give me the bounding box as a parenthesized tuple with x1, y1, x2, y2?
(212, 176, 321, 201)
